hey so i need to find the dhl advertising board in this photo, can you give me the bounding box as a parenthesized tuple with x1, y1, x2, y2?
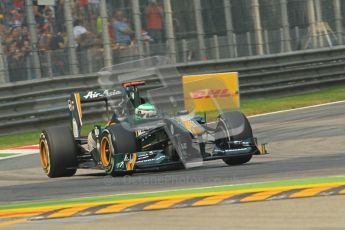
(182, 72, 240, 113)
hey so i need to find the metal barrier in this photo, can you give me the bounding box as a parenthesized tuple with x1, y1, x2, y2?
(1, 46, 345, 135)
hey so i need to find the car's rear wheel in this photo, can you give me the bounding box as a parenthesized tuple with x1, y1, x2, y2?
(100, 123, 137, 176)
(215, 111, 253, 165)
(39, 126, 78, 178)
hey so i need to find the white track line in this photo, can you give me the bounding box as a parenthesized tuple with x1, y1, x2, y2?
(0, 150, 38, 154)
(208, 100, 345, 124)
(247, 100, 345, 118)
(0, 152, 38, 161)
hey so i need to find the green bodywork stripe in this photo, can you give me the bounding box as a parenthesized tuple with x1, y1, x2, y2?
(137, 103, 156, 111)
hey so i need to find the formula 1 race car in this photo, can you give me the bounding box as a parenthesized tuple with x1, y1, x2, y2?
(39, 57, 267, 178)
(39, 81, 267, 178)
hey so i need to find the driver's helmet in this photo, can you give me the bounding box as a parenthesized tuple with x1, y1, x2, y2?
(135, 103, 157, 120)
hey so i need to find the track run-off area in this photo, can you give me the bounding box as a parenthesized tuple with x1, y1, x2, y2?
(0, 101, 344, 229)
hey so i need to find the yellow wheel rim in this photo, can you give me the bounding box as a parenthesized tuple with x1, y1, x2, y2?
(100, 136, 112, 167)
(40, 140, 49, 170)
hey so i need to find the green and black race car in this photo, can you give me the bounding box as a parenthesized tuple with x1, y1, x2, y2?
(39, 80, 267, 178)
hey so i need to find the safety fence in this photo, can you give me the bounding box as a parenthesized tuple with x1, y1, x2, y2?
(2, 25, 342, 82)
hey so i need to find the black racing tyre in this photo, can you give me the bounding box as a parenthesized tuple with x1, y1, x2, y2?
(39, 126, 78, 178)
(222, 154, 252, 166)
(215, 111, 253, 166)
(100, 123, 137, 176)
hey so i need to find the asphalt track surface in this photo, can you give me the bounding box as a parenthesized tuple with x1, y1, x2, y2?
(0, 101, 344, 204)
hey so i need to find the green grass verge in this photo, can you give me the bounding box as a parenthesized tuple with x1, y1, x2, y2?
(1, 86, 345, 149)
(0, 153, 15, 157)
(241, 86, 345, 116)
(1, 175, 344, 210)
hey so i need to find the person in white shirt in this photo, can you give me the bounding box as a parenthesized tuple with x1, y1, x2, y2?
(73, 19, 88, 40)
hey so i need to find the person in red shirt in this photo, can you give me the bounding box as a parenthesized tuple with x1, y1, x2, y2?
(79, 0, 90, 18)
(13, 0, 24, 9)
(145, 0, 163, 43)
(79, 0, 89, 7)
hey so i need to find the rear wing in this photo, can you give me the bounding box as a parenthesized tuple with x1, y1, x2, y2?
(68, 89, 124, 138)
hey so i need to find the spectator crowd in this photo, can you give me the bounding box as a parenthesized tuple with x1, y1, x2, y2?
(0, 0, 165, 81)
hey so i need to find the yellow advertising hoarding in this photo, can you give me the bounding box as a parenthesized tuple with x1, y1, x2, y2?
(182, 72, 240, 113)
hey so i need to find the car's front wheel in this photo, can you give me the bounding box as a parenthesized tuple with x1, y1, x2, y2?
(215, 111, 253, 166)
(100, 123, 137, 176)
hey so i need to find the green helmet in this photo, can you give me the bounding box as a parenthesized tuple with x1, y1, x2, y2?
(135, 103, 157, 119)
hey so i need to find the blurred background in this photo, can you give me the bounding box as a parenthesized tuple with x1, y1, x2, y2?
(0, 0, 343, 83)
